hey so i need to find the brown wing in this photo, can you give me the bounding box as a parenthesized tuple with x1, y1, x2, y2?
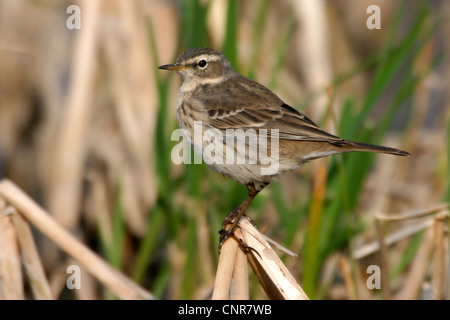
(194, 75, 344, 144)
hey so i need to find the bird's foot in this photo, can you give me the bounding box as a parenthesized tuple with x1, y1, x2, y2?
(218, 226, 259, 257)
(218, 227, 231, 252)
(218, 211, 257, 253)
(221, 205, 241, 230)
(218, 206, 244, 252)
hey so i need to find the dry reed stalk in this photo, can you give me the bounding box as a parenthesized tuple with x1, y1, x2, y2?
(9, 208, 53, 299)
(124, 0, 159, 216)
(338, 255, 356, 300)
(372, 205, 449, 300)
(166, 241, 185, 299)
(325, 254, 373, 300)
(375, 217, 392, 300)
(48, 0, 102, 229)
(0, 200, 24, 299)
(145, 0, 179, 62)
(431, 210, 449, 300)
(355, 264, 374, 300)
(229, 229, 249, 300)
(212, 227, 239, 300)
(48, 263, 71, 300)
(399, 227, 434, 300)
(194, 203, 215, 286)
(85, 171, 114, 250)
(337, 254, 373, 300)
(319, 253, 340, 297)
(402, 35, 433, 166)
(291, 0, 332, 119)
(0, 179, 153, 300)
(212, 219, 307, 300)
(365, 151, 396, 215)
(354, 204, 448, 260)
(118, 0, 158, 141)
(376, 203, 449, 222)
(73, 263, 98, 300)
(353, 219, 433, 259)
(122, 167, 148, 236)
(239, 218, 309, 300)
(101, 0, 159, 236)
(207, 0, 227, 48)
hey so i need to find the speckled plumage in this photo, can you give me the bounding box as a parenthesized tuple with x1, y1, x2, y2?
(160, 48, 409, 191)
(159, 48, 409, 245)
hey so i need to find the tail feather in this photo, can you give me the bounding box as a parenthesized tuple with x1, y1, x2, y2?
(337, 140, 410, 156)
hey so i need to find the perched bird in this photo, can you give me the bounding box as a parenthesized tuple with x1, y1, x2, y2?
(159, 47, 409, 247)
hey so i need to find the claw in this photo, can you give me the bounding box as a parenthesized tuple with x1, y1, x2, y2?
(230, 233, 260, 258)
(218, 229, 261, 258)
(218, 228, 231, 252)
(218, 182, 264, 253)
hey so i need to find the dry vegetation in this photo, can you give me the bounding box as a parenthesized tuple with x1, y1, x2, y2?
(0, 0, 449, 300)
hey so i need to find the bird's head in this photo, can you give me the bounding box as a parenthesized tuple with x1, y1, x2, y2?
(159, 47, 235, 84)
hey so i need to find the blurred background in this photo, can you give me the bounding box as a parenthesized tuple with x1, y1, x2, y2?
(0, 0, 448, 299)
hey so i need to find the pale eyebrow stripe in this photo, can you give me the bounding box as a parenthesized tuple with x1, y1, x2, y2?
(185, 55, 222, 65)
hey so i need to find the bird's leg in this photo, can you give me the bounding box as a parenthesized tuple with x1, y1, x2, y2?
(220, 200, 248, 230)
(221, 207, 257, 230)
(219, 183, 260, 250)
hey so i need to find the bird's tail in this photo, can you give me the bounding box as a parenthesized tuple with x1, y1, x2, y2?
(338, 140, 410, 156)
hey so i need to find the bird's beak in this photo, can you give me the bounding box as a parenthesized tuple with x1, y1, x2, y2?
(158, 63, 186, 71)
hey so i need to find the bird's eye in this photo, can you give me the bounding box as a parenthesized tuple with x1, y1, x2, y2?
(198, 60, 207, 68)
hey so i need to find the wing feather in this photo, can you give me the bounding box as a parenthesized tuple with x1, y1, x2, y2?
(193, 76, 344, 143)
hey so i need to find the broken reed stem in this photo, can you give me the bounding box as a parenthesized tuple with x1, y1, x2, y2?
(212, 218, 308, 300)
(0, 179, 153, 300)
(432, 210, 448, 300)
(240, 218, 309, 300)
